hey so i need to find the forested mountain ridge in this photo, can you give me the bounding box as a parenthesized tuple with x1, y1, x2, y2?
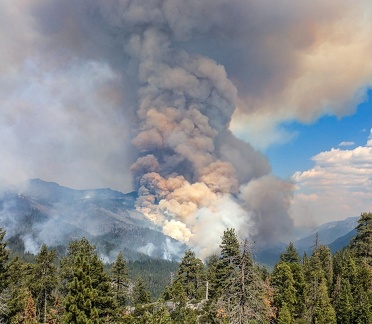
(0, 179, 359, 267)
(0, 179, 185, 262)
(0, 212, 371, 323)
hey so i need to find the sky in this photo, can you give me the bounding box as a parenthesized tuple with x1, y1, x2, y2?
(0, 0, 372, 247)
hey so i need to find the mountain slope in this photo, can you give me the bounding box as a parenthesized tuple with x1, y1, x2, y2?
(0, 179, 185, 261)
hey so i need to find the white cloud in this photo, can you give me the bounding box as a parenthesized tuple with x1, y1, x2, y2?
(290, 136, 372, 227)
(338, 141, 355, 147)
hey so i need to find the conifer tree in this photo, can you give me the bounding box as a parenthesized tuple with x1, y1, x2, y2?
(280, 242, 300, 263)
(31, 244, 57, 323)
(0, 228, 9, 293)
(352, 259, 372, 323)
(289, 262, 306, 319)
(312, 279, 336, 324)
(62, 255, 100, 324)
(278, 302, 293, 324)
(216, 238, 273, 323)
(132, 277, 152, 306)
(112, 251, 129, 307)
(215, 228, 241, 298)
(351, 212, 372, 262)
(332, 276, 353, 324)
(60, 238, 117, 321)
(271, 262, 297, 318)
(205, 254, 219, 301)
(174, 249, 205, 300)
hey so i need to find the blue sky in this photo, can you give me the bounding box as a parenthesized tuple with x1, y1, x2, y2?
(266, 89, 372, 179)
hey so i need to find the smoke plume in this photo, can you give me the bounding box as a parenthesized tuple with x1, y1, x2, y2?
(12, 0, 372, 257)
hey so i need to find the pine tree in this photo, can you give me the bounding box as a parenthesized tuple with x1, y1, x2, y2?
(132, 277, 152, 306)
(280, 242, 300, 263)
(0, 228, 9, 292)
(174, 249, 205, 301)
(0, 228, 9, 323)
(332, 276, 353, 324)
(31, 244, 57, 323)
(351, 259, 372, 323)
(271, 261, 297, 318)
(62, 255, 100, 324)
(351, 212, 372, 263)
(60, 238, 117, 321)
(278, 302, 293, 324)
(289, 262, 306, 319)
(312, 279, 336, 324)
(112, 251, 129, 307)
(205, 254, 219, 301)
(216, 238, 274, 323)
(215, 228, 241, 298)
(4, 257, 32, 322)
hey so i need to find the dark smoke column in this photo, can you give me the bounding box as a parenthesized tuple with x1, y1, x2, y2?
(92, 0, 294, 258)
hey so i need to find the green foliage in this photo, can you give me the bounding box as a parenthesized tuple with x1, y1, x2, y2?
(30, 244, 58, 322)
(1, 217, 372, 324)
(60, 238, 117, 322)
(174, 249, 205, 301)
(278, 302, 293, 324)
(127, 259, 179, 299)
(332, 276, 353, 324)
(132, 277, 152, 306)
(271, 262, 297, 317)
(312, 279, 336, 324)
(352, 212, 372, 262)
(280, 242, 300, 264)
(0, 229, 9, 291)
(112, 251, 129, 307)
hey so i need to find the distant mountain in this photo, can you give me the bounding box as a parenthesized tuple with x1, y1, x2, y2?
(0, 179, 185, 262)
(0, 179, 360, 266)
(294, 216, 359, 255)
(255, 217, 359, 267)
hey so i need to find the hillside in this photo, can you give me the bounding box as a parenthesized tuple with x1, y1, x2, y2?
(0, 179, 185, 262)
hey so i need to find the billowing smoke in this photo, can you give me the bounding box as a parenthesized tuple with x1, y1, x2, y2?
(80, 1, 293, 257)
(13, 0, 362, 258)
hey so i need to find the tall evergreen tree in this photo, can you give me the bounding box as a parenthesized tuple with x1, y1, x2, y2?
(278, 302, 293, 324)
(351, 212, 372, 262)
(215, 228, 241, 299)
(31, 244, 57, 323)
(312, 279, 336, 324)
(0, 228, 9, 323)
(61, 255, 100, 324)
(60, 238, 117, 321)
(112, 251, 129, 307)
(216, 239, 274, 323)
(332, 276, 353, 324)
(174, 249, 205, 301)
(132, 277, 152, 306)
(271, 261, 297, 319)
(280, 242, 300, 264)
(352, 259, 372, 323)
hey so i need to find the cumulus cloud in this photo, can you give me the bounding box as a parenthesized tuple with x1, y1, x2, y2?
(291, 133, 372, 227)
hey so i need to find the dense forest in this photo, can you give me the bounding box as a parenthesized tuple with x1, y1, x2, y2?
(0, 212, 371, 323)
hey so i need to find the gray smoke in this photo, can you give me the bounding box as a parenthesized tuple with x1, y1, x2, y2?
(3, 0, 306, 258)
